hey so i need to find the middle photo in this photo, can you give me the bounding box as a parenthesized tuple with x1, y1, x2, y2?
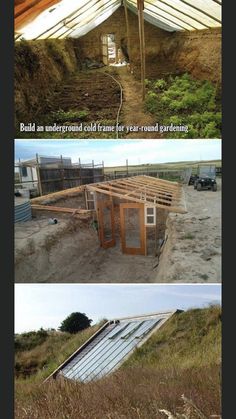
(14, 139, 221, 284)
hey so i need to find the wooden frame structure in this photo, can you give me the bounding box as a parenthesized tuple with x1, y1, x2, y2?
(86, 175, 187, 214)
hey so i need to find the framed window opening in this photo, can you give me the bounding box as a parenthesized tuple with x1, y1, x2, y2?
(145, 206, 156, 226)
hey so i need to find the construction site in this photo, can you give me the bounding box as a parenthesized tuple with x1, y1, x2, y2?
(14, 157, 221, 283)
(15, 1, 222, 139)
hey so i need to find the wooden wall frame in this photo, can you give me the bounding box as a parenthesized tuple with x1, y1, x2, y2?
(120, 203, 146, 255)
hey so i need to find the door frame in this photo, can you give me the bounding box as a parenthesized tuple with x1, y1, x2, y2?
(120, 203, 146, 255)
(97, 200, 116, 249)
(101, 35, 108, 65)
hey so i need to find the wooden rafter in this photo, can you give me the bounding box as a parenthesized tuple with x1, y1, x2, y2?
(31, 205, 91, 214)
(30, 185, 85, 204)
(86, 175, 187, 213)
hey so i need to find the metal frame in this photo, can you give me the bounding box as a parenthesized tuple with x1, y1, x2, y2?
(45, 310, 177, 383)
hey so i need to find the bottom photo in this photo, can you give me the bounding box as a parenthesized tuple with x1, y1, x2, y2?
(15, 284, 221, 419)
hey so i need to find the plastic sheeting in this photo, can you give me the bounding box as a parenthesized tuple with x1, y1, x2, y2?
(15, 0, 222, 40)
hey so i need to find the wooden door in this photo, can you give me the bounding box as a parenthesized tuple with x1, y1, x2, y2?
(97, 200, 115, 249)
(120, 203, 146, 255)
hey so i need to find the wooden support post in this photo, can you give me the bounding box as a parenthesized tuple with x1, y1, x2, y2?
(79, 158, 81, 185)
(137, 0, 146, 100)
(18, 158, 22, 186)
(126, 159, 129, 176)
(36, 153, 43, 196)
(124, 0, 131, 65)
(60, 154, 64, 190)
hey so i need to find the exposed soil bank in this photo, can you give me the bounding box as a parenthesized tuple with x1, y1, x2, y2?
(15, 214, 160, 283)
(15, 179, 221, 283)
(156, 179, 221, 283)
(77, 7, 221, 84)
(15, 38, 78, 125)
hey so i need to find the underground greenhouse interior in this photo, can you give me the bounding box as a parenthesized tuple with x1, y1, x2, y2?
(15, 0, 222, 139)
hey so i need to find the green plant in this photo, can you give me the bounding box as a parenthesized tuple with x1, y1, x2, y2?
(59, 312, 92, 334)
(144, 73, 221, 138)
(51, 109, 89, 123)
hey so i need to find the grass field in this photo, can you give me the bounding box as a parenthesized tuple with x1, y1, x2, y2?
(15, 306, 221, 419)
(104, 159, 222, 174)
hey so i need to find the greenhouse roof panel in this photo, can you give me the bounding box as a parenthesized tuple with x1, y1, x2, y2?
(15, 0, 222, 40)
(46, 311, 175, 383)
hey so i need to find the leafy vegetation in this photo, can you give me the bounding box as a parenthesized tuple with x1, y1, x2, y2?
(15, 329, 49, 352)
(51, 109, 89, 123)
(15, 323, 104, 380)
(145, 73, 221, 138)
(59, 312, 92, 334)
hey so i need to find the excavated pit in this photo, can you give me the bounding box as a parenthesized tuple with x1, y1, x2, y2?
(15, 178, 221, 283)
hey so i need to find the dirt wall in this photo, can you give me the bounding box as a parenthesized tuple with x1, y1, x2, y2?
(15, 38, 79, 123)
(76, 6, 221, 83)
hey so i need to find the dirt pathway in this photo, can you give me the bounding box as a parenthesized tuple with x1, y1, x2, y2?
(112, 67, 162, 138)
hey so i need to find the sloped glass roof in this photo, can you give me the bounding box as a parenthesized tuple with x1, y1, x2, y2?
(15, 0, 222, 40)
(48, 312, 175, 383)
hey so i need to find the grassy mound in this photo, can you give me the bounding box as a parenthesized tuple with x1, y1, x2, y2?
(15, 323, 105, 381)
(15, 306, 221, 419)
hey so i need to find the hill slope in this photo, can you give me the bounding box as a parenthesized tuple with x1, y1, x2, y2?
(15, 306, 221, 419)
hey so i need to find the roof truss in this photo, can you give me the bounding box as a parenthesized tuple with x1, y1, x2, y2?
(86, 175, 187, 213)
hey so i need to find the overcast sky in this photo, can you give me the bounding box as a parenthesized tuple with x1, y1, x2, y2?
(15, 139, 221, 167)
(15, 284, 221, 333)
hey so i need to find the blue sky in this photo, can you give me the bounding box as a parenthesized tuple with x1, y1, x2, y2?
(15, 284, 221, 333)
(15, 139, 221, 167)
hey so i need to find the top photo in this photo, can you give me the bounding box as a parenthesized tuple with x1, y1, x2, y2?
(15, 0, 222, 139)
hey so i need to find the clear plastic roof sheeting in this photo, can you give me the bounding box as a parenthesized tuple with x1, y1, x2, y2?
(15, 0, 222, 40)
(127, 0, 222, 32)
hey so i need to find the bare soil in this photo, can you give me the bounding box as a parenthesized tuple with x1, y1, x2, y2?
(15, 179, 221, 283)
(115, 67, 162, 138)
(157, 179, 221, 283)
(15, 214, 159, 283)
(46, 70, 120, 123)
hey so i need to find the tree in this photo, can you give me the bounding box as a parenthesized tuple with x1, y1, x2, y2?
(59, 312, 92, 334)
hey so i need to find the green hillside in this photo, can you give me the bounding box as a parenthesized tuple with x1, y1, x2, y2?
(15, 306, 221, 419)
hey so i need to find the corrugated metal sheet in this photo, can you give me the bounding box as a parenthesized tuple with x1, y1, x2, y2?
(48, 311, 175, 383)
(15, 199, 32, 223)
(15, 1, 222, 40)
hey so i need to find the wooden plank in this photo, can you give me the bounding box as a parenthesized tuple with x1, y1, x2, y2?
(124, 0, 131, 64)
(114, 178, 181, 197)
(87, 185, 186, 213)
(30, 185, 85, 204)
(137, 0, 146, 100)
(31, 205, 92, 214)
(90, 176, 181, 197)
(94, 182, 181, 206)
(97, 178, 182, 201)
(104, 176, 181, 194)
